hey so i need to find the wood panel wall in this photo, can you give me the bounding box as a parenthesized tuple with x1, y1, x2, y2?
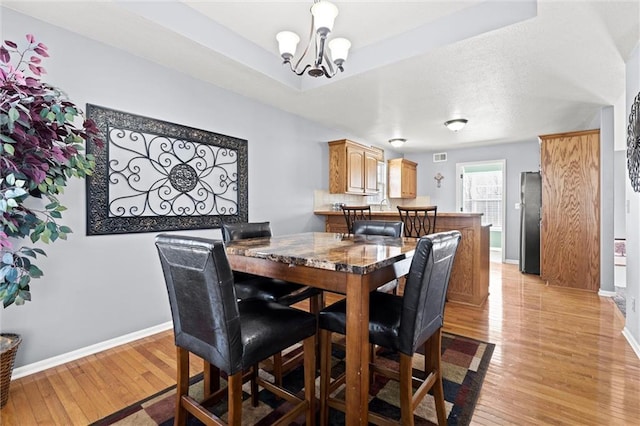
(540, 129, 600, 291)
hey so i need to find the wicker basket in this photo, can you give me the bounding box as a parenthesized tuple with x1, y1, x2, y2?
(0, 333, 21, 408)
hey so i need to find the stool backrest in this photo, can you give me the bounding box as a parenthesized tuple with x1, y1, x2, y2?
(397, 206, 438, 238)
(341, 205, 372, 234)
(399, 230, 461, 355)
(221, 221, 271, 242)
(352, 220, 403, 238)
(155, 234, 242, 373)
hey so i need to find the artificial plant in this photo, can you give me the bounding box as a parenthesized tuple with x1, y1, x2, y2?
(0, 34, 103, 308)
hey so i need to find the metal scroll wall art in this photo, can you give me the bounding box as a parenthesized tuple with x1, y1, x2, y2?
(86, 104, 248, 235)
(628, 92, 640, 192)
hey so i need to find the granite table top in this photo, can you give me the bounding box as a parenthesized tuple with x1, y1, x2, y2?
(224, 232, 416, 275)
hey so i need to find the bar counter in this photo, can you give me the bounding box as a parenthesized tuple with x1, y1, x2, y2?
(315, 210, 490, 306)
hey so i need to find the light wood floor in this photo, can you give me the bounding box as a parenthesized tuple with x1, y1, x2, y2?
(1, 262, 639, 425)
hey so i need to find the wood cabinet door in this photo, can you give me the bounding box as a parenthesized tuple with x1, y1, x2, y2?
(540, 130, 600, 291)
(401, 162, 417, 198)
(346, 146, 364, 193)
(364, 152, 379, 194)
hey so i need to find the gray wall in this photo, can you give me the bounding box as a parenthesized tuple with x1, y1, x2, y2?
(625, 41, 640, 344)
(0, 9, 346, 368)
(405, 140, 540, 261)
(615, 150, 627, 239)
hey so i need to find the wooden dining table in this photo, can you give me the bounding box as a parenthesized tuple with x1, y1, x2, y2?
(224, 232, 417, 425)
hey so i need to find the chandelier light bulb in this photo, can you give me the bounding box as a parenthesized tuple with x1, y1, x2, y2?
(276, 31, 300, 59)
(311, 1, 339, 36)
(329, 38, 351, 64)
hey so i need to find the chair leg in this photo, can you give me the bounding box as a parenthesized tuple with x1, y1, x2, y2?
(399, 353, 415, 426)
(272, 352, 284, 386)
(303, 335, 316, 426)
(319, 329, 332, 426)
(251, 364, 259, 407)
(227, 371, 243, 426)
(175, 347, 190, 426)
(426, 329, 447, 426)
(203, 361, 220, 399)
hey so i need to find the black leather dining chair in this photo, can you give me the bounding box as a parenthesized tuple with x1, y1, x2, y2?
(352, 219, 404, 293)
(340, 205, 372, 234)
(155, 234, 317, 426)
(397, 205, 438, 237)
(318, 230, 461, 426)
(221, 221, 323, 385)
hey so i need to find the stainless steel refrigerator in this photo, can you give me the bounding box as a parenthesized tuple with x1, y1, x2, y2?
(519, 171, 541, 275)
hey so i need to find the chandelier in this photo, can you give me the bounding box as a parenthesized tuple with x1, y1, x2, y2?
(276, 0, 351, 78)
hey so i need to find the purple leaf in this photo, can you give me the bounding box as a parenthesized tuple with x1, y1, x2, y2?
(24, 77, 39, 87)
(30, 56, 41, 64)
(37, 42, 48, 50)
(26, 34, 35, 43)
(33, 47, 49, 57)
(4, 40, 17, 48)
(0, 46, 9, 63)
(28, 63, 41, 76)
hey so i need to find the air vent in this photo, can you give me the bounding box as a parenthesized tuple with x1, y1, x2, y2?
(433, 152, 447, 162)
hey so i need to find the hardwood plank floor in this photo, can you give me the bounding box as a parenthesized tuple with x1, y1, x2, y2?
(1, 262, 639, 425)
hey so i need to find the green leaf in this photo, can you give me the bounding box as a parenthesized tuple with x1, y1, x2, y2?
(50, 211, 62, 219)
(32, 248, 46, 255)
(59, 226, 72, 233)
(2, 253, 13, 265)
(0, 134, 16, 144)
(3, 144, 14, 155)
(8, 107, 19, 122)
(29, 265, 43, 278)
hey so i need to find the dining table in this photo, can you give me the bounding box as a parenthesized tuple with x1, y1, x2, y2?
(224, 231, 417, 425)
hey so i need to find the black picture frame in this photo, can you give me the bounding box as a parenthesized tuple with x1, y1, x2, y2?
(85, 104, 248, 235)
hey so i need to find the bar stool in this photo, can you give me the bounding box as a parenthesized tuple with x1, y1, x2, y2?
(318, 231, 461, 426)
(397, 205, 438, 237)
(155, 234, 317, 426)
(221, 221, 323, 385)
(340, 205, 372, 234)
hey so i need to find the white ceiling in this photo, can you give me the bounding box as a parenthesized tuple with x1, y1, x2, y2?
(4, 0, 640, 152)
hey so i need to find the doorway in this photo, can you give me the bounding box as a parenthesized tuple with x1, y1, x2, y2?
(455, 160, 506, 263)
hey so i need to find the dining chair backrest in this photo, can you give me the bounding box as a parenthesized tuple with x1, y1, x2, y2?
(221, 221, 272, 242)
(399, 230, 461, 355)
(155, 234, 243, 374)
(341, 205, 372, 234)
(397, 206, 438, 238)
(352, 220, 403, 238)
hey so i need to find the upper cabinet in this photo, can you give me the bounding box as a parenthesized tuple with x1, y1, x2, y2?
(388, 158, 417, 199)
(329, 139, 383, 195)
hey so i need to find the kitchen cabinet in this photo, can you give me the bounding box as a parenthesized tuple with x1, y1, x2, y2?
(315, 210, 490, 307)
(388, 158, 417, 198)
(329, 139, 383, 195)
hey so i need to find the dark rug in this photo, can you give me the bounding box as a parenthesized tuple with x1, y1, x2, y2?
(91, 333, 494, 426)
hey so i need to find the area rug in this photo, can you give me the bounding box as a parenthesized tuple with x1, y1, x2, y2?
(91, 333, 494, 426)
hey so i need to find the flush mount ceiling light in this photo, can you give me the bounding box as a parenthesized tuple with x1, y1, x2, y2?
(444, 118, 468, 132)
(276, 0, 351, 78)
(389, 138, 407, 148)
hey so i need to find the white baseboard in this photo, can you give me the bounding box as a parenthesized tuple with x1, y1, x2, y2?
(598, 289, 617, 297)
(11, 321, 173, 380)
(622, 327, 640, 360)
(504, 258, 518, 265)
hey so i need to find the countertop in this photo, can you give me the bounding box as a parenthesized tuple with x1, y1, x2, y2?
(314, 210, 484, 218)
